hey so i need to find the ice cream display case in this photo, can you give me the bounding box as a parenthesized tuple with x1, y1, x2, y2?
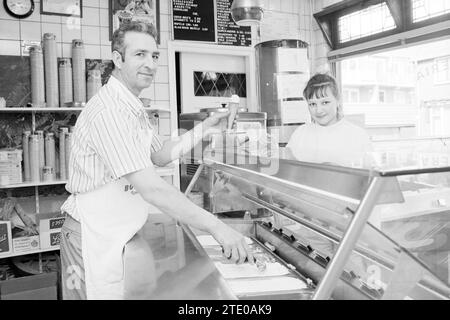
(181, 152, 450, 300)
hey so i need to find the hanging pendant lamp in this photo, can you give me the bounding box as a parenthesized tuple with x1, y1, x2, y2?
(230, 0, 264, 27)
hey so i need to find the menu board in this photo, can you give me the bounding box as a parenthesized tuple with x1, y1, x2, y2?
(172, 0, 252, 46)
(216, 0, 252, 46)
(172, 0, 216, 42)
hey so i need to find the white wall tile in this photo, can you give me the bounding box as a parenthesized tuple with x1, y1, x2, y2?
(99, 8, 109, 27)
(155, 83, 169, 101)
(84, 0, 100, 7)
(62, 22, 81, 43)
(84, 44, 101, 58)
(155, 65, 168, 83)
(62, 43, 72, 57)
(58, 42, 64, 56)
(41, 23, 62, 42)
(158, 118, 171, 135)
(294, 0, 301, 14)
(41, 14, 62, 23)
(20, 21, 42, 41)
(158, 31, 169, 49)
(0, 40, 21, 55)
(154, 100, 169, 107)
(281, 0, 293, 12)
(0, 7, 14, 20)
(157, 48, 168, 66)
(82, 7, 100, 26)
(98, 0, 109, 9)
(261, 0, 270, 10)
(100, 27, 110, 45)
(101, 45, 112, 59)
(268, 0, 281, 11)
(62, 16, 81, 30)
(160, 14, 169, 32)
(159, 0, 169, 14)
(0, 19, 20, 39)
(81, 26, 100, 45)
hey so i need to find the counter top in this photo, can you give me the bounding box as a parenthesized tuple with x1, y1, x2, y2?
(133, 213, 237, 300)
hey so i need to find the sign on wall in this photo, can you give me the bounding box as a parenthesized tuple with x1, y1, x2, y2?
(172, 0, 216, 42)
(172, 0, 252, 46)
(109, 0, 161, 43)
(216, 0, 251, 46)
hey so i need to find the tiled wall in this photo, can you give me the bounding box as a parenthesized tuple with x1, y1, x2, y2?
(0, 0, 171, 107)
(0, 0, 321, 121)
(256, 0, 314, 71)
(312, 0, 343, 73)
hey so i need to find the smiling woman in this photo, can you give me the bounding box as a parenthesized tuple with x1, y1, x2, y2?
(285, 73, 375, 168)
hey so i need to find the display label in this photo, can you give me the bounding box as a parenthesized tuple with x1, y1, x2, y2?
(50, 217, 66, 230)
(0, 222, 10, 253)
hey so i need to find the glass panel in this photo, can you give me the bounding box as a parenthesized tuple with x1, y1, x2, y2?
(340, 38, 450, 171)
(412, 0, 450, 23)
(338, 2, 396, 43)
(193, 71, 246, 98)
(364, 171, 450, 297)
(187, 156, 450, 299)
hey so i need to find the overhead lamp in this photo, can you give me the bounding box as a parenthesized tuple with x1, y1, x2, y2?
(231, 0, 264, 27)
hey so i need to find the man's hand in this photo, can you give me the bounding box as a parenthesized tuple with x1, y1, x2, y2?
(209, 220, 255, 264)
(203, 111, 229, 137)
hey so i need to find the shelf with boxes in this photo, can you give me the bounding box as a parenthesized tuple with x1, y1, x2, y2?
(0, 31, 175, 260)
(0, 122, 71, 258)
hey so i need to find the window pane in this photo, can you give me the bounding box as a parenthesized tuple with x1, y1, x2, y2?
(340, 38, 450, 144)
(338, 2, 396, 43)
(193, 71, 246, 97)
(412, 0, 450, 22)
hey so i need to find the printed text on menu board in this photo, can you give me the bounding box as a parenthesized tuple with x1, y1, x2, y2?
(172, 0, 216, 42)
(216, 0, 252, 46)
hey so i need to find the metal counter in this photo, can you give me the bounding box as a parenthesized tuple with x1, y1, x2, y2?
(138, 213, 312, 300)
(138, 213, 236, 300)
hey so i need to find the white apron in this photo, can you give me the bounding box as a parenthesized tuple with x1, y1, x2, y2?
(74, 118, 160, 299)
(75, 176, 159, 299)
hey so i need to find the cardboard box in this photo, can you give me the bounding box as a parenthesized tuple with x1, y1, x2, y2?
(12, 235, 40, 253)
(0, 221, 12, 256)
(37, 213, 65, 249)
(0, 271, 58, 300)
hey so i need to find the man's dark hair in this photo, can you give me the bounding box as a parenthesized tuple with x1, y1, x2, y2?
(111, 21, 158, 63)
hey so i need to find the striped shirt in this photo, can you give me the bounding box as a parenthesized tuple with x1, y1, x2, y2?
(61, 75, 163, 219)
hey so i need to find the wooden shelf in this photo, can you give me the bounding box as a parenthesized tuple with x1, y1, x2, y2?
(0, 180, 68, 189)
(0, 246, 59, 259)
(0, 107, 171, 113)
(0, 107, 84, 112)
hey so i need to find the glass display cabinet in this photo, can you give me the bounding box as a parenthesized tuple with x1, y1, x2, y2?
(179, 151, 450, 300)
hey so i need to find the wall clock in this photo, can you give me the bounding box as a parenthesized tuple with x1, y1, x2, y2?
(3, 0, 35, 19)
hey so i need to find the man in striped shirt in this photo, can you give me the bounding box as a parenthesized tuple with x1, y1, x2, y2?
(60, 21, 254, 300)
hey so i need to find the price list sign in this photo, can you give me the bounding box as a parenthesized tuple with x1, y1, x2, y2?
(216, 0, 252, 46)
(173, 0, 216, 42)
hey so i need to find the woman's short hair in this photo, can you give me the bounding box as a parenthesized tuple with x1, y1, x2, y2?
(303, 73, 344, 120)
(112, 21, 158, 61)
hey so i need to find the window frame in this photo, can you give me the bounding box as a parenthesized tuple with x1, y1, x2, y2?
(314, 0, 450, 51)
